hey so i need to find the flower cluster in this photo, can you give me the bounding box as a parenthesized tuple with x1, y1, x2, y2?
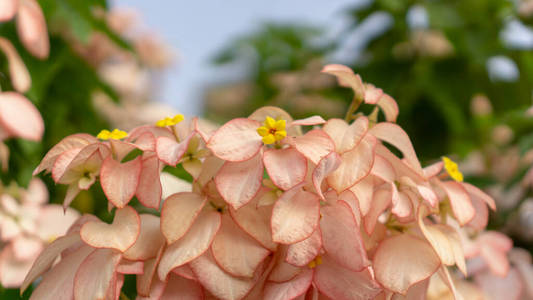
(22, 64, 531, 299)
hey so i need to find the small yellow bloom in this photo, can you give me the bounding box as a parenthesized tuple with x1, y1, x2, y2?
(307, 255, 323, 269)
(97, 129, 128, 140)
(156, 114, 185, 127)
(442, 156, 463, 182)
(257, 116, 287, 145)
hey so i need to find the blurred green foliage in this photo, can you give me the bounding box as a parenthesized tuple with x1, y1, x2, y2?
(208, 0, 533, 162)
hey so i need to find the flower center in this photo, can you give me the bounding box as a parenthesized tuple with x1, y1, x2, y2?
(442, 156, 463, 182)
(96, 128, 128, 140)
(156, 114, 185, 127)
(256, 116, 287, 145)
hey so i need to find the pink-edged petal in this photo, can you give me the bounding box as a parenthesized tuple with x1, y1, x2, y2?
(160, 172, 193, 198)
(21, 233, 82, 292)
(349, 176, 374, 216)
(108, 139, 138, 162)
(364, 188, 392, 234)
(215, 153, 263, 209)
(123, 214, 165, 261)
(0, 245, 35, 288)
(100, 156, 142, 208)
(363, 83, 383, 104)
(207, 118, 262, 162)
(438, 181, 475, 226)
(373, 234, 440, 295)
(391, 190, 413, 220)
(158, 210, 222, 280)
(190, 251, 257, 300)
(321, 64, 365, 99)
(271, 189, 320, 244)
(34, 133, 97, 175)
(376, 94, 399, 122)
(172, 264, 196, 281)
(312, 152, 341, 199)
(286, 229, 322, 267)
(229, 191, 277, 251)
(136, 154, 162, 209)
(269, 246, 303, 283)
(211, 214, 270, 278)
(320, 201, 369, 271)
(80, 206, 140, 252)
(462, 182, 496, 211)
(369, 123, 423, 174)
(74, 248, 122, 300)
(12, 235, 42, 261)
(292, 129, 335, 164)
(161, 192, 206, 244)
(156, 134, 193, 166)
(160, 274, 204, 300)
(327, 135, 376, 192)
(264, 268, 313, 300)
(475, 268, 523, 300)
(418, 208, 466, 275)
(136, 247, 164, 297)
(314, 255, 382, 300)
(264, 148, 307, 190)
(35, 204, 79, 240)
(466, 193, 489, 231)
(323, 117, 368, 154)
(423, 161, 443, 178)
(0, 0, 17, 21)
(16, 0, 49, 59)
(0, 38, 31, 92)
(0, 92, 43, 140)
(117, 260, 144, 274)
(29, 245, 93, 300)
(290, 116, 325, 127)
(371, 154, 396, 182)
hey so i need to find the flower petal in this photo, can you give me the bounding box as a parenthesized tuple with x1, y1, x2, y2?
(322, 117, 368, 153)
(16, 0, 49, 59)
(373, 234, 440, 295)
(292, 129, 335, 164)
(314, 255, 381, 300)
(190, 251, 256, 300)
(156, 134, 193, 166)
(321, 64, 365, 99)
(0, 92, 43, 141)
(0, 0, 17, 21)
(207, 118, 263, 162)
(286, 228, 322, 267)
(312, 152, 341, 200)
(263, 148, 307, 191)
(271, 189, 320, 244)
(80, 206, 141, 252)
(29, 245, 93, 300)
(123, 214, 165, 261)
(327, 135, 376, 193)
(158, 210, 221, 280)
(320, 201, 369, 271)
(264, 268, 313, 300)
(229, 191, 277, 251)
(100, 156, 142, 208)
(136, 154, 162, 209)
(215, 153, 263, 210)
(0, 39, 31, 92)
(74, 248, 122, 300)
(289, 116, 325, 127)
(369, 123, 423, 174)
(438, 181, 475, 226)
(211, 214, 270, 278)
(161, 192, 207, 244)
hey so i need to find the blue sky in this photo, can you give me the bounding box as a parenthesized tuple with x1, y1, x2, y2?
(114, 0, 358, 115)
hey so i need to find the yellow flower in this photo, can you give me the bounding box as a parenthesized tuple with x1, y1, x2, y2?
(307, 255, 323, 269)
(256, 116, 287, 145)
(97, 129, 128, 140)
(442, 156, 463, 182)
(156, 114, 185, 127)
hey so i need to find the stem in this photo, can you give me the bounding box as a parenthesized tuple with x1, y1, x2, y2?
(120, 292, 130, 300)
(344, 94, 364, 122)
